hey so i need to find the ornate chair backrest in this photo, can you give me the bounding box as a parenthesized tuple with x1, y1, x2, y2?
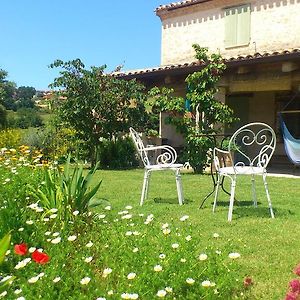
(228, 123, 276, 169)
(129, 127, 150, 167)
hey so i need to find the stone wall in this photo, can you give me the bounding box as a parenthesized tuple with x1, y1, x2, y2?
(158, 0, 300, 65)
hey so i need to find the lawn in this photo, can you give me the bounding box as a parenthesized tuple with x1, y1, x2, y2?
(1, 159, 300, 299)
(93, 169, 300, 299)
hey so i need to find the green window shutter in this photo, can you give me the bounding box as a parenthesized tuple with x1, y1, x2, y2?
(236, 4, 251, 46)
(224, 7, 237, 48)
(224, 4, 251, 48)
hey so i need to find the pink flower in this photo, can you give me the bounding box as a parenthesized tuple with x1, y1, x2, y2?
(289, 279, 300, 293)
(294, 263, 300, 277)
(285, 291, 299, 300)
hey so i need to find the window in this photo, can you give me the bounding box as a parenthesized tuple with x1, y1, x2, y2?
(224, 4, 251, 48)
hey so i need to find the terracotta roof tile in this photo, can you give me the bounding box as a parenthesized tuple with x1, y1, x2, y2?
(114, 49, 300, 79)
(155, 0, 211, 13)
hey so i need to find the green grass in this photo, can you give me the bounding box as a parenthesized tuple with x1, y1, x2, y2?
(1, 161, 299, 299)
(91, 169, 300, 299)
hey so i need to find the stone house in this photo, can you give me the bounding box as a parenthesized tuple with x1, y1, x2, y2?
(117, 0, 300, 164)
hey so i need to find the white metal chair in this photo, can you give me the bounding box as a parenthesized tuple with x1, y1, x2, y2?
(130, 127, 184, 205)
(213, 122, 276, 221)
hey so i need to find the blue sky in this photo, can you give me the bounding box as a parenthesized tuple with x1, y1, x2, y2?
(1, 1, 171, 90)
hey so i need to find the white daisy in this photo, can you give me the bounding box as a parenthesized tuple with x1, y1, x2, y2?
(153, 265, 163, 272)
(67, 235, 77, 242)
(86, 241, 93, 248)
(53, 277, 61, 283)
(102, 268, 112, 278)
(201, 280, 212, 287)
(84, 256, 93, 263)
(156, 290, 167, 297)
(199, 253, 208, 261)
(179, 215, 189, 221)
(80, 277, 91, 285)
(51, 237, 62, 244)
(28, 276, 39, 283)
(127, 272, 136, 280)
(228, 252, 241, 259)
(186, 278, 195, 285)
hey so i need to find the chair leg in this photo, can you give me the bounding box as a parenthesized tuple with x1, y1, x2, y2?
(228, 176, 236, 222)
(175, 169, 184, 205)
(145, 172, 151, 200)
(251, 174, 257, 207)
(213, 174, 221, 213)
(262, 173, 275, 218)
(140, 170, 150, 206)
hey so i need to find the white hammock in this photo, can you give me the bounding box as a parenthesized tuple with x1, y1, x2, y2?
(280, 114, 300, 165)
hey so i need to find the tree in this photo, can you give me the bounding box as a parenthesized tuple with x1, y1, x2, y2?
(0, 69, 8, 103)
(0, 104, 7, 129)
(0, 69, 16, 111)
(15, 86, 36, 109)
(49, 59, 149, 166)
(148, 45, 237, 173)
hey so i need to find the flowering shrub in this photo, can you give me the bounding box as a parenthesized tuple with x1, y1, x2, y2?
(0, 201, 251, 299)
(0, 146, 45, 236)
(0, 129, 22, 149)
(0, 146, 252, 299)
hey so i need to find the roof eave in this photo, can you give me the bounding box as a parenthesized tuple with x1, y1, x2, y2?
(115, 50, 300, 81)
(155, 0, 213, 17)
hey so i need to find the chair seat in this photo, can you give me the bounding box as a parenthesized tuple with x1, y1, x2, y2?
(219, 166, 265, 175)
(146, 163, 183, 170)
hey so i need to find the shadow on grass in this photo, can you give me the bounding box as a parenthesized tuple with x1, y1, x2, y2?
(215, 200, 261, 207)
(234, 206, 293, 219)
(153, 197, 194, 204)
(211, 199, 294, 219)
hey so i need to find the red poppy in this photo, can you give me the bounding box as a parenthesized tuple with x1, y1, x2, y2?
(32, 250, 50, 264)
(14, 243, 28, 255)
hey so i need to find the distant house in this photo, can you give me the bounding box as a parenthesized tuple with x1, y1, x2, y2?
(117, 0, 300, 163)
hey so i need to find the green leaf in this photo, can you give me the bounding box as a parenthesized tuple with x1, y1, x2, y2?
(0, 233, 11, 264)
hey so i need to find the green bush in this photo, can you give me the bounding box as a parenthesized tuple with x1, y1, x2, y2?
(0, 105, 7, 129)
(97, 137, 139, 169)
(28, 156, 102, 227)
(0, 129, 22, 148)
(22, 126, 86, 162)
(6, 108, 43, 129)
(16, 108, 43, 128)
